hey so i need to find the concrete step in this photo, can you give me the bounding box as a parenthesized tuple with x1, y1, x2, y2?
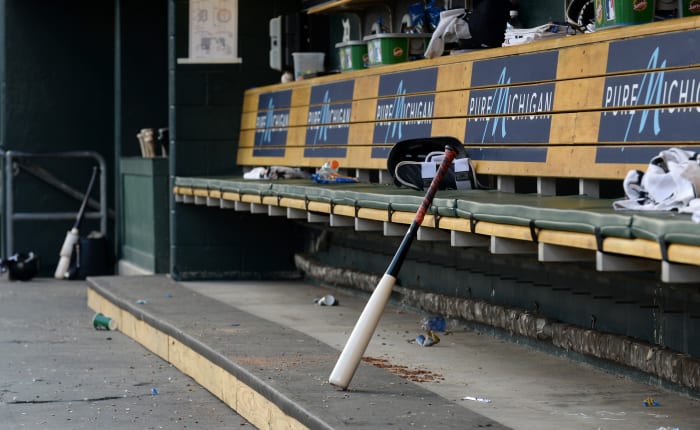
(86, 275, 507, 430)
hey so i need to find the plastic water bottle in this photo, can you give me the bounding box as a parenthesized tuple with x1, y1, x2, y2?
(317, 160, 340, 180)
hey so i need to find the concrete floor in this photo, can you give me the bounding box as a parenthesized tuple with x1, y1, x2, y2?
(182, 279, 700, 430)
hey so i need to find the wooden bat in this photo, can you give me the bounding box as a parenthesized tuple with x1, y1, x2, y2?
(54, 166, 98, 280)
(328, 144, 458, 390)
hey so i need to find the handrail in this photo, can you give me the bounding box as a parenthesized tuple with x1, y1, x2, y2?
(4, 150, 108, 257)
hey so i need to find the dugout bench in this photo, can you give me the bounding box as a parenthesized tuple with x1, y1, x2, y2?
(173, 17, 700, 284)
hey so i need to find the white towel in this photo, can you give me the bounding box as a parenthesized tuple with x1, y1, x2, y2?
(424, 9, 472, 59)
(614, 148, 700, 223)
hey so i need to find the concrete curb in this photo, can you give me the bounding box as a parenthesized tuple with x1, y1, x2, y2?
(87, 280, 327, 430)
(86, 275, 509, 430)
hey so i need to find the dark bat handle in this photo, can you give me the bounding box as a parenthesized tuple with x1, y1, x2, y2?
(74, 166, 98, 230)
(386, 145, 458, 278)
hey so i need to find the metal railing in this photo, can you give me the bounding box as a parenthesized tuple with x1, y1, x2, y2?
(4, 150, 108, 257)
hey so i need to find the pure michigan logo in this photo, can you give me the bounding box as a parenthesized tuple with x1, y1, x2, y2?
(464, 51, 557, 163)
(375, 80, 434, 142)
(305, 81, 353, 158)
(600, 46, 700, 142)
(254, 90, 291, 157)
(596, 29, 700, 164)
(467, 67, 554, 143)
(372, 68, 437, 159)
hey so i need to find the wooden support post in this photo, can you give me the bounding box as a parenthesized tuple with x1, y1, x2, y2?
(250, 203, 268, 214)
(662, 261, 700, 283)
(220, 199, 236, 209)
(286, 207, 307, 219)
(579, 179, 600, 198)
(355, 169, 371, 183)
(538, 177, 556, 196)
(330, 214, 355, 227)
(596, 252, 653, 272)
(234, 201, 251, 212)
(539, 243, 595, 262)
(451, 231, 489, 247)
(206, 197, 220, 207)
(268, 205, 286, 216)
(355, 218, 383, 231)
(383, 222, 406, 236)
(490, 237, 537, 254)
(378, 170, 394, 185)
(183, 194, 195, 204)
(417, 227, 450, 242)
(307, 212, 329, 223)
(498, 176, 515, 193)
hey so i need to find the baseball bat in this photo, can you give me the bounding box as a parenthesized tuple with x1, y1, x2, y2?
(328, 144, 458, 390)
(54, 166, 98, 280)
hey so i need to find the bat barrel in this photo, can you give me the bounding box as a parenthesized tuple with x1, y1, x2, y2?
(328, 144, 457, 390)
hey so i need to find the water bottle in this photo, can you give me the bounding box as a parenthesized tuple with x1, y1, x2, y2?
(317, 160, 340, 180)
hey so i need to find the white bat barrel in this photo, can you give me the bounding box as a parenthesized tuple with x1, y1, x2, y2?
(328, 273, 396, 390)
(54, 228, 79, 279)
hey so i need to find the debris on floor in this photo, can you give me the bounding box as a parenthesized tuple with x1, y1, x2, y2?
(462, 396, 492, 403)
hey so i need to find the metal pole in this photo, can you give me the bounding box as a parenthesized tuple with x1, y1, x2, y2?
(3, 150, 109, 256)
(5, 151, 14, 257)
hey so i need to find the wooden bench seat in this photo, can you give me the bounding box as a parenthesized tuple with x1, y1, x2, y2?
(173, 175, 700, 282)
(174, 18, 700, 283)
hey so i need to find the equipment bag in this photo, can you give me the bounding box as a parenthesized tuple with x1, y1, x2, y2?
(387, 136, 482, 191)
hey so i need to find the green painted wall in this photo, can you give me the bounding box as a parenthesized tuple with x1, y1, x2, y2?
(120, 157, 169, 273)
(115, 0, 169, 272)
(168, 0, 315, 280)
(1, 0, 115, 275)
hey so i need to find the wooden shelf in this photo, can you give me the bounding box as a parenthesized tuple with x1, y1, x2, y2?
(305, 0, 388, 14)
(177, 57, 243, 65)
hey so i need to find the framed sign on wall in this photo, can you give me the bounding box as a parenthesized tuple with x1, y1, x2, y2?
(178, 0, 242, 64)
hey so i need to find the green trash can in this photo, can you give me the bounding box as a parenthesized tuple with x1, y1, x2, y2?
(363, 33, 430, 67)
(681, 0, 700, 16)
(594, 0, 656, 29)
(335, 40, 368, 71)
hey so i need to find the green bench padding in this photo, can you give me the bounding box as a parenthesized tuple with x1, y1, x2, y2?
(175, 176, 700, 245)
(629, 212, 700, 246)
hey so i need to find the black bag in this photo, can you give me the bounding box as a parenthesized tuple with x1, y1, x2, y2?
(458, 0, 511, 49)
(387, 137, 481, 191)
(68, 234, 113, 280)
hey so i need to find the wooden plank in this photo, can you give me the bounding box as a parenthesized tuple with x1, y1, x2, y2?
(241, 194, 264, 205)
(602, 237, 662, 260)
(193, 188, 208, 197)
(555, 42, 608, 80)
(241, 92, 259, 113)
(437, 62, 471, 91)
(537, 229, 598, 250)
(168, 337, 225, 399)
(278, 197, 306, 210)
(221, 191, 241, 201)
(132, 318, 170, 361)
(473, 221, 532, 241)
(667, 243, 700, 266)
(307, 201, 331, 214)
(433, 90, 468, 118)
(235, 382, 273, 429)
